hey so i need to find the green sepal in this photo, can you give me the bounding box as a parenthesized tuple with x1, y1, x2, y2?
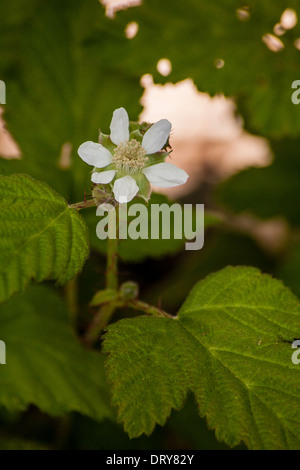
(129, 129, 144, 144)
(99, 133, 117, 153)
(146, 151, 171, 167)
(129, 121, 143, 133)
(129, 121, 152, 135)
(93, 163, 116, 173)
(92, 184, 114, 205)
(134, 173, 151, 202)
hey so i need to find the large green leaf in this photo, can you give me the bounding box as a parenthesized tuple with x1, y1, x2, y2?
(0, 286, 112, 421)
(103, 266, 300, 449)
(0, 174, 89, 303)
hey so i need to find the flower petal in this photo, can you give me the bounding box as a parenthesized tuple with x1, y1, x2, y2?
(110, 107, 130, 145)
(143, 162, 189, 188)
(91, 170, 116, 184)
(142, 119, 172, 155)
(113, 175, 139, 203)
(78, 141, 112, 167)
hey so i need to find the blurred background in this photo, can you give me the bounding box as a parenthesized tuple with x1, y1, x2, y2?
(0, 0, 300, 450)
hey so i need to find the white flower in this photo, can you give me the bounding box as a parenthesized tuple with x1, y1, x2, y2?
(78, 107, 189, 203)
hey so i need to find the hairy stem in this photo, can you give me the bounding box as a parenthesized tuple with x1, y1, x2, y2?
(106, 235, 118, 290)
(85, 209, 119, 344)
(65, 277, 79, 326)
(83, 204, 174, 346)
(127, 300, 173, 319)
(84, 297, 173, 345)
(84, 302, 119, 345)
(69, 199, 97, 211)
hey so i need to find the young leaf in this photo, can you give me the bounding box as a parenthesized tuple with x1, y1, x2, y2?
(90, 289, 119, 306)
(0, 174, 89, 303)
(103, 266, 300, 449)
(0, 286, 113, 421)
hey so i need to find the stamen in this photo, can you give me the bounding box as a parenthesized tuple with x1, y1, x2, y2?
(112, 139, 148, 174)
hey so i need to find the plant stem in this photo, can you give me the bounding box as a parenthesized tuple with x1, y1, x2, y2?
(84, 297, 173, 345)
(83, 204, 174, 346)
(127, 300, 173, 319)
(84, 209, 119, 345)
(65, 277, 79, 326)
(69, 199, 97, 211)
(106, 235, 118, 290)
(84, 302, 120, 345)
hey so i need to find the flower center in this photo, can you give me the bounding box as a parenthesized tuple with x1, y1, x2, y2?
(112, 139, 148, 174)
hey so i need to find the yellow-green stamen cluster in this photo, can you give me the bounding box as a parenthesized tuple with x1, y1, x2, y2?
(112, 139, 148, 174)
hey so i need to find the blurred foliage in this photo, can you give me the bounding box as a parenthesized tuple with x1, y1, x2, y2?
(0, 0, 142, 200)
(0, 286, 112, 420)
(97, 0, 300, 137)
(143, 230, 276, 314)
(0, 0, 300, 451)
(217, 138, 300, 225)
(0, 437, 49, 450)
(277, 240, 300, 298)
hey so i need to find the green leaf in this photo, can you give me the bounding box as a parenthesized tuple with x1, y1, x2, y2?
(90, 289, 119, 306)
(216, 138, 300, 225)
(103, 266, 300, 449)
(0, 285, 112, 421)
(0, 174, 89, 303)
(166, 396, 241, 450)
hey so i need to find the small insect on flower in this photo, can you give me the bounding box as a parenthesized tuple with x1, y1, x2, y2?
(78, 107, 189, 203)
